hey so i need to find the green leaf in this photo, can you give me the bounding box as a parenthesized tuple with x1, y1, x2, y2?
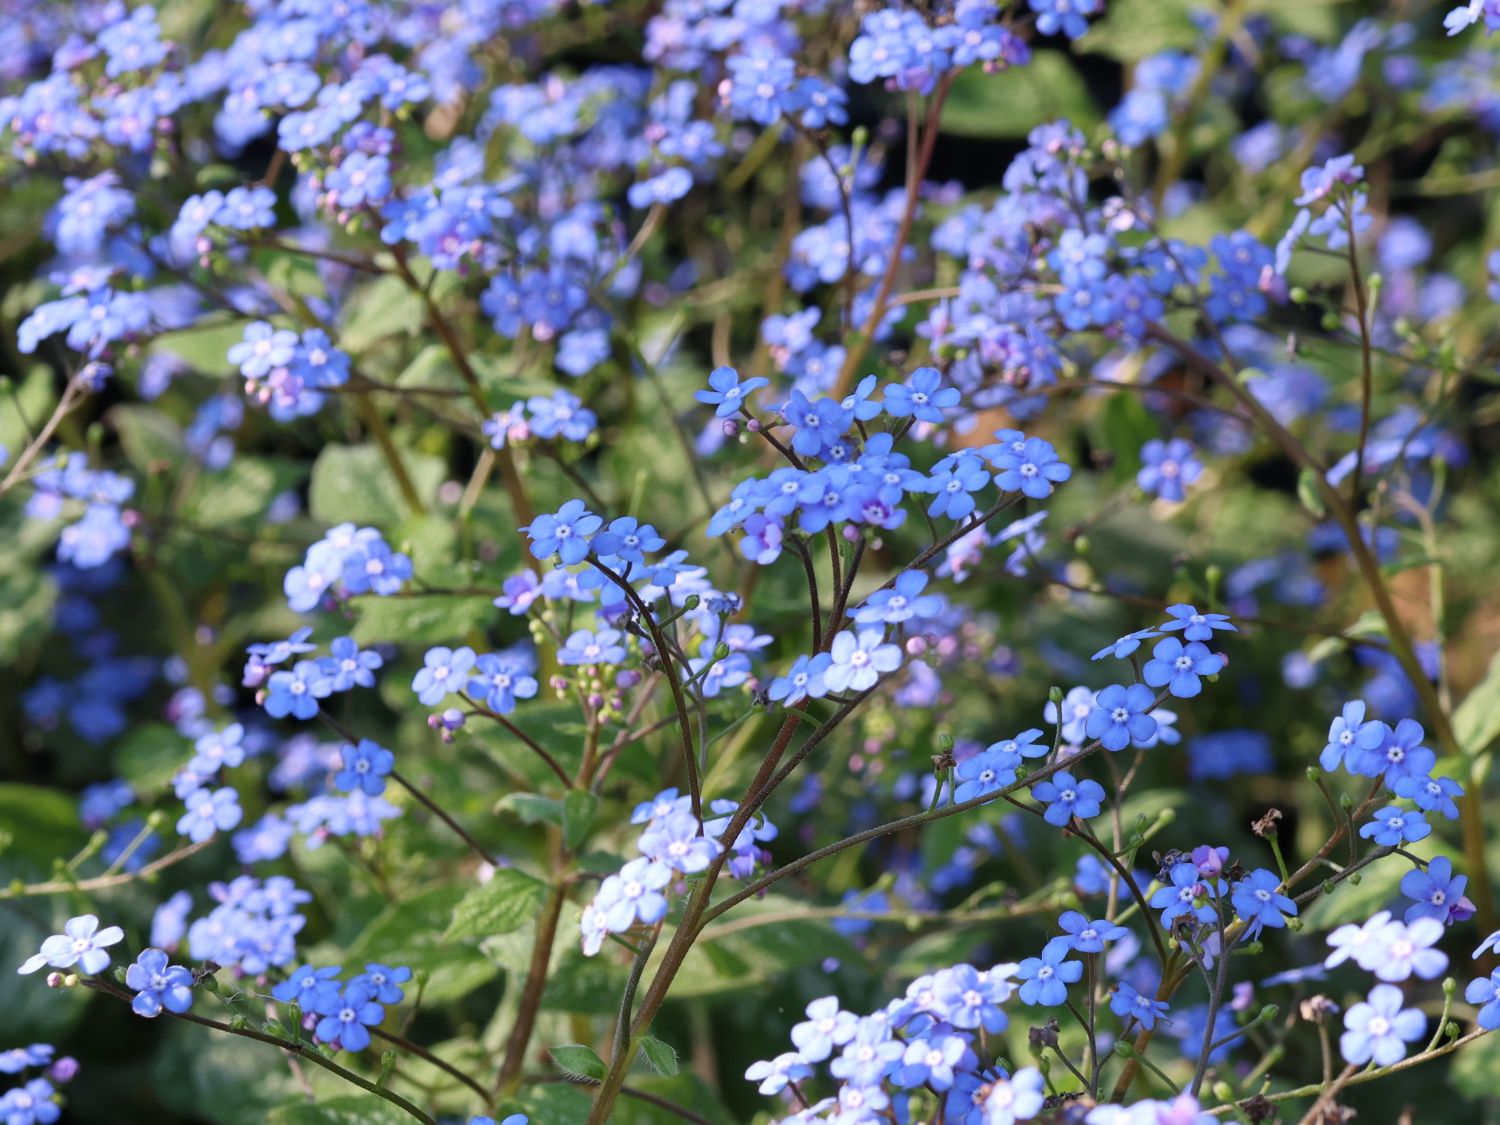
(638, 1035, 680, 1078)
(0, 784, 87, 879)
(116, 722, 188, 795)
(1451, 1027, 1500, 1099)
(1096, 392, 1156, 482)
(495, 792, 564, 826)
(550, 1044, 606, 1082)
(1456, 649, 1500, 758)
(182, 457, 308, 530)
(152, 320, 246, 371)
(445, 868, 547, 941)
(308, 442, 444, 525)
(1296, 467, 1326, 519)
(563, 789, 599, 851)
(110, 403, 186, 473)
(267, 1096, 413, 1125)
(0, 367, 57, 456)
(349, 592, 493, 647)
(1077, 0, 1197, 62)
(940, 51, 1099, 139)
(339, 274, 425, 353)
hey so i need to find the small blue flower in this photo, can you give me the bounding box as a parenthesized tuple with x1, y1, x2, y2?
(1340, 984, 1424, 1066)
(883, 366, 959, 423)
(125, 948, 194, 1018)
(1394, 771, 1463, 820)
(1084, 683, 1158, 751)
(1161, 603, 1237, 641)
(1231, 868, 1297, 937)
(590, 517, 665, 565)
(1031, 770, 1104, 827)
(767, 653, 833, 704)
(1320, 699, 1388, 773)
(177, 786, 242, 843)
(1137, 439, 1203, 502)
(825, 629, 902, 693)
(350, 962, 411, 1005)
(1056, 910, 1129, 953)
(228, 321, 298, 380)
(1016, 937, 1083, 1006)
(412, 646, 476, 706)
(1400, 856, 1475, 925)
(468, 652, 539, 713)
(1465, 970, 1500, 1031)
(525, 499, 603, 565)
(1150, 862, 1218, 927)
(187, 723, 246, 775)
(953, 745, 1021, 802)
(1142, 636, 1224, 699)
(1091, 628, 1161, 661)
(595, 857, 674, 930)
(313, 981, 385, 1052)
(695, 366, 768, 418)
(334, 740, 394, 796)
(557, 628, 627, 667)
(18, 914, 124, 975)
(1110, 982, 1169, 1030)
(325, 637, 383, 692)
(264, 659, 334, 720)
(990, 435, 1074, 498)
(851, 570, 945, 626)
(925, 454, 992, 520)
(1359, 806, 1431, 848)
(271, 964, 343, 1010)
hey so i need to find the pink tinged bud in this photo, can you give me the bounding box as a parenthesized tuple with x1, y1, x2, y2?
(46, 972, 64, 988)
(587, 693, 605, 709)
(427, 713, 442, 730)
(616, 668, 642, 690)
(722, 419, 740, 437)
(441, 708, 465, 731)
(842, 524, 860, 542)
(254, 688, 268, 706)
(906, 636, 928, 656)
(746, 418, 762, 432)
(49, 1058, 79, 1083)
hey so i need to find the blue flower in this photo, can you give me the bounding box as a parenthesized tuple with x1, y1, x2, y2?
(767, 653, 833, 705)
(1085, 683, 1158, 751)
(851, 570, 945, 626)
(1016, 937, 1083, 1006)
(313, 981, 385, 1052)
(228, 321, 298, 380)
(350, 963, 411, 1005)
(745, 1052, 814, 1095)
(1340, 984, 1424, 1066)
(638, 813, 721, 874)
(468, 652, 539, 713)
(1142, 636, 1224, 698)
(334, 740, 394, 796)
(595, 857, 674, 930)
(216, 185, 277, 229)
(1091, 628, 1161, 661)
(1150, 862, 1218, 927)
(789, 996, 858, 1062)
(824, 629, 903, 693)
(983, 1067, 1045, 1124)
(1394, 771, 1463, 820)
(953, 745, 1021, 802)
(1465, 970, 1500, 1031)
(557, 628, 627, 667)
(271, 965, 343, 1010)
(1031, 770, 1104, 827)
(177, 786, 243, 843)
(125, 948, 194, 1018)
(1056, 910, 1129, 953)
(896, 1033, 970, 1091)
(325, 637, 383, 692)
(264, 659, 334, 719)
(695, 366, 767, 418)
(18, 914, 124, 975)
(0, 1078, 61, 1124)
(1110, 982, 1169, 1030)
(412, 646, 476, 706)
(525, 499, 603, 564)
(1161, 603, 1237, 641)
(829, 1018, 903, 1086)
(1359, 806, 1431, 847)
(1355, 717, 1434, 784)
(1400, 856, 1475, 925)
(187, 723, 246, 775)
(926, 454, 992, 520)
(590, 517, 664, 565)
(990, 435, 1072, 499)
(884, 366, 959, 423)
(1231, 868, 1297, 937)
